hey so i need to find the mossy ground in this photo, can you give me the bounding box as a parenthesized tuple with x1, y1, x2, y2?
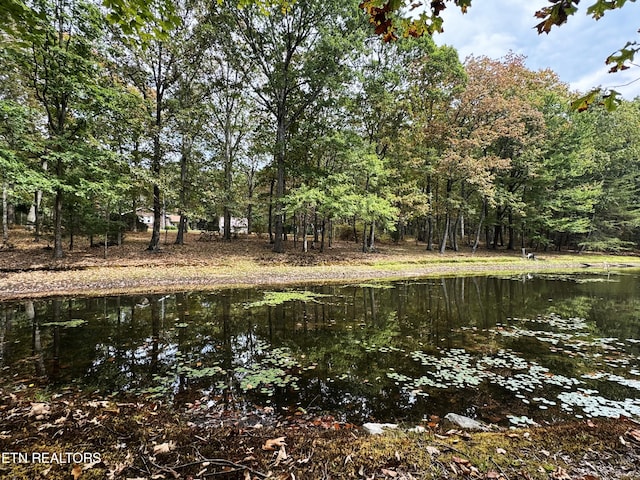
(1, 387, 639, 479)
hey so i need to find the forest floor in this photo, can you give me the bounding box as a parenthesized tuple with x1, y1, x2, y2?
(1, 227, 640, 479)
(1, 227, 639, 301)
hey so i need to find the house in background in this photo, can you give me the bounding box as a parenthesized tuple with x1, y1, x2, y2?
(135, 209, 179, 230)
(219, 216, 248, 235)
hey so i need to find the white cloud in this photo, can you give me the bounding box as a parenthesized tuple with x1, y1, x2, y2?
(433, 0, 640, 99)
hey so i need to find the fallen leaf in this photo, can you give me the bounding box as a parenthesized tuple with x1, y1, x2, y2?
(29, 402, 51, 418)
(486, 471, 501, 479)
(381, 468, 398, 477)
(627, 429, 640, 442)
(551, 466, 571, 480)
(274, 445, 288, 466)
(71, 464, 82, 480)
(496, 447, 507, 455)
(452, 455, 470, 465)
(540, 449, 550, 457)
(153, 441, 176, 455)
(586, 419, 596, 428)
(262, 436, 286, 451)
(425, 446, 440, 455)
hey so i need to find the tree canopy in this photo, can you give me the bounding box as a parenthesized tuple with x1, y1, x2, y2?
(359, 0, 639, 110)
(1, 0, 640, 257)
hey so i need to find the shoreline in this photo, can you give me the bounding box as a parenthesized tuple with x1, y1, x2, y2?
(1, 257, 637, 301)
(1, 230, 639, 301)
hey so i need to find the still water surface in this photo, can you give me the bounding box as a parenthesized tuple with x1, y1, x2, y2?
(1, 272, 639, 426)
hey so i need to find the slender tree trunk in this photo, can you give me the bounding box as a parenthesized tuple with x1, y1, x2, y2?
(148, 178, 161, 251)
(246, 169, 255, 235)
(426, 175, 433, 250)
(147, 45, 164, 252)
(507, 209, 514, 250)
(1, 182, 8, 246)
(268, 177, 275, 243)
(53, 158, 64, 259)
(439, 213, 450, 254)
(472, 198, 486, 254)
(175, 148, 189, 245)
(223, 112, 233, 241)
(302, 212, 308, 252)
(439, 179, 452, 254)
(320, 218, 326, 252)
(273, 119, 286, 253)
(362, 222, 367, 253)
(368, 222, 375, 251)
(451, 215, 459, 252)
(313, 211, 319, 244)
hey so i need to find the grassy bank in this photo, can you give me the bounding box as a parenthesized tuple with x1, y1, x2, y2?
(1, 229, 638, 300)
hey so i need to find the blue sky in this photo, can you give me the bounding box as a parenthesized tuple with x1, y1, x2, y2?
(431, 0, 640, 99)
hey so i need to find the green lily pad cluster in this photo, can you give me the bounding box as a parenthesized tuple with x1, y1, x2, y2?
(235, 344, 302, 396)
(245, 290, 329, 308)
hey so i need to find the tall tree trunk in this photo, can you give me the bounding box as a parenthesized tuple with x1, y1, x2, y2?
(52, 151, 65, 258)
(1, 182, 8, 246)
(472, 198, 486, 254)
(246, 169, 255, 235)
(507, 209, 514, 250)
(439, 179, 452, 254)
(368, 222, 375, 251)
(302, 212, 308, 252)
(439, 212, 450, 254)
(426, 175, 434, 250)
(148, 176, 161, 251)
(223, 107, 234, 241)
(175, 148, 189, 245)
(53, 187, 64, 258)
(268, 176, 275, 243)
(362, 222, 367, 253)
(272, 119, 286, 253)
(147, 45, 164, 252)
(313, 211, 319, 245)
(320, 218, 326, 252)
(451, 215, 459, 251)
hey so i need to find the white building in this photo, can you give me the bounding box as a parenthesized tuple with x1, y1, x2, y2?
(219, 216, 248, 234)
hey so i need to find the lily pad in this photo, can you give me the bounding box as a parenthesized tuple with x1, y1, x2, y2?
(246, 290, 329, 308)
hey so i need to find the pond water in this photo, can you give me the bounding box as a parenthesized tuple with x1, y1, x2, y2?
(1, 272, 640, 427)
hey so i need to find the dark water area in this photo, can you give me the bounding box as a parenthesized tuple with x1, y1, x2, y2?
(1, 272, 639, 426)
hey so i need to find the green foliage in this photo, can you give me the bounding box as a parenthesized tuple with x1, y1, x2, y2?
(246, 290, 329, 308)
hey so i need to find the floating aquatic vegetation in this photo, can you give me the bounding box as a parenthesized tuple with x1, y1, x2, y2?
(382, 309, 639, 422)
(245, 290, 329, 308)
(557, 390, 640, 418)
(235, 345, 302, 396)
(507, 415, 537, 427)
(40, 319, 86, 328)
(508, 313, 590, 331)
